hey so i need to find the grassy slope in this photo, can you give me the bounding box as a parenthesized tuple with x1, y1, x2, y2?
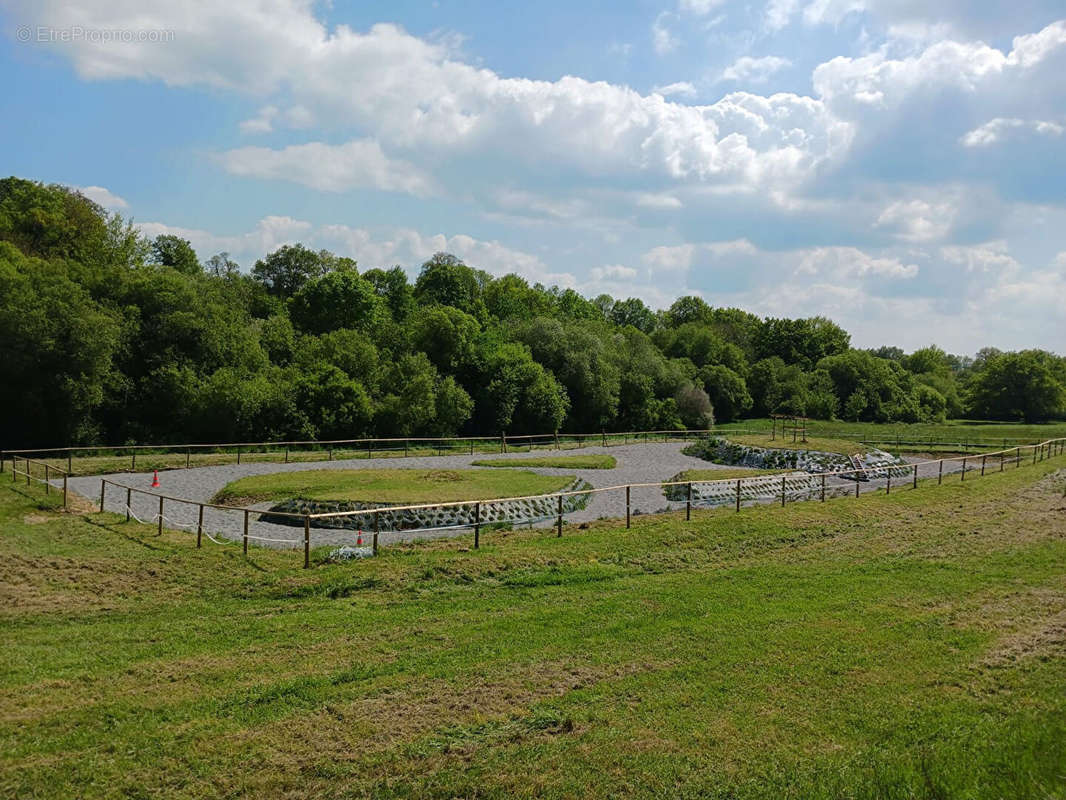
(470, 455, 617, 469)
(2, 459, 1066, 799)
(670, 467, 792, 482)
(213, 468, 576, 504)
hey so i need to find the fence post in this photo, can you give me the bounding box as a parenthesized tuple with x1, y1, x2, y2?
(126, 487, 131, 521)
(602, 430, 607, 447)
(132, 451, 136, 471)
(686, 483, 692, 521)
(736, 479, 741, 512)
(999, 452, 1004, 472)
(781, 475, 786, 507)
(1033, 445, 1038, 465)
(99, 480, 106, 512)
(25, 460, 30, 486)
(303, 516, 310, 569)
(158, 497, 164, 536)
(197, 504, 203, 548)
(474, 502, 481, 549)
(938, 460, 943, 485)
(886, 469, 892, 495)
(328, 448, 333, 461)
(912, 463, 918, 490)
(10, 457, 14, 483)
(626, 486, 631, 529)
(243, 509, 249, 555)
(285, 446, 290, 464)
(557, 495, 563, 537)
(62, 474, 68, 509)
(237, 446, 241, 465)
(501, 432, 506, 454)
(373, 510, 380, 556)
(821, 473, 826, 502)
(981, 455, 986, 476)
(855, 476, 860, 498)
(44, 464, 49, 495)
(961, 457, 967, 481)
(68, 452, 72, 474)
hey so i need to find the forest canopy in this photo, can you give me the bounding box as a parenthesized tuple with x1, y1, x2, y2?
(2, 177, 1064, 448)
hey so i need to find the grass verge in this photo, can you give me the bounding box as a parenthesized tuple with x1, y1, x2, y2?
(720, 433, 869, 456)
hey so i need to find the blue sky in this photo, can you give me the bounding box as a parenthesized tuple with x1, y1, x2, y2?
(2, 0, 1065, 352)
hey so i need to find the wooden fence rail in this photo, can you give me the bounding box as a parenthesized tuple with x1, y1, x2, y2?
(82, 437, 1065, 568)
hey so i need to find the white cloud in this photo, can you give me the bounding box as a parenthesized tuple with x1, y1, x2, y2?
(940, 240, 1020, 275)
(680, 0, 725, 15)
(217, 139, 436, 195)
(654, 81, 698, 97)
(652, 12, 680, 54)
(75, 185, 128, 209)
(795, 246, 918, 279)
(875, 199, 954, 241)
(589, 264, 638, 281)
(960, 117, 1064, 147)
(719, 55, 792, 83)
(634, 192, 683, 209)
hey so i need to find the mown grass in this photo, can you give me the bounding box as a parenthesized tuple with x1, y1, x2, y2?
(721, 433, 870, 456)
(470, 454, 617, 469)
(213, 468, 576, 505)
(723, 418, 1066, 447)
(2, 449, 1065, 798)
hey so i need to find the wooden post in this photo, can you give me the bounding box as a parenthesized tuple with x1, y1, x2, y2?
(131, 451, 136, 471)
(44, 464, 49, 495)
(912, 464, 917, 490)
(736, 479, 741, 512)
(961, 457, 967, 481)
(626, 486, 631, 529)
(157, 496, 163, 536)
(236, 446, 241, 465)
(63, 474, 68, 509)
(243, 509, 249, 555)
(1033, 445, 1038, 465)
(686, 483, 692, 521)
(855, 476, 860, 498)
(303, 516, 310, 569)
(602, 431, 607, 447)
(328, 448, 333, 461)
(557, 495, 563, 537)
(474, 502, 481, 549)
(999, 452, 1004, 472)
(938, 460, 943, 485)
(821, 474, 826, 502)
(99, 480, 106, 513)
(501, 432, 506, 454)
(186, 449, 191, 469)
(981, 455, 986, 476)
(126, 487, 131, 521)
(781, 475, 786, 507)
(285, 446, 290, 463)
(196, 504, 203, 548)
(373, 510, 379, 556)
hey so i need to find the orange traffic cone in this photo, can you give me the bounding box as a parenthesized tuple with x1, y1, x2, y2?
(151, 470, 160, 488)
(357, 531, 363, 546)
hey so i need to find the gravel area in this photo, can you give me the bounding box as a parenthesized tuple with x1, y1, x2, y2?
(63, 442, 978, 552)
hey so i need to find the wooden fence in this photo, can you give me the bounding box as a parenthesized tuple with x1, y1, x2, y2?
(84, 437, 1066, 569)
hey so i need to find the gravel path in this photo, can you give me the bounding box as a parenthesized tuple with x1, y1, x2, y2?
(63, 443, 977, 551)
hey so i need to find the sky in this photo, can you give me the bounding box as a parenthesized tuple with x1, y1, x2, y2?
(1, 0, 1064, 354)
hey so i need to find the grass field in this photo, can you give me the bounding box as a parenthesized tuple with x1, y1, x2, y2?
(3, 451, 1065, 798)
(718, 433, 870, 456)
(213, 468, 577, 505)
(721, 418, 1066, 448)
(470, 454, 617, 469)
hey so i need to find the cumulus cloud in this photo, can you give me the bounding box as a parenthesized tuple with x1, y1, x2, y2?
(654, 81, 698, 97)
(875, 199, 954, 241)
(960, 117, 1064, 147)
(652, 11, 680, 54)
(75, 185, 128, 209)
(217, 139, 436, 195)
(719, 55, 792, 83)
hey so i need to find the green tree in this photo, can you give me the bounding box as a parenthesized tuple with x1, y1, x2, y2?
(289, 270, 385, 334)
(967, 350, 1065, 422)
(252, 243, 338, 299)
(149, 234, 200, 275)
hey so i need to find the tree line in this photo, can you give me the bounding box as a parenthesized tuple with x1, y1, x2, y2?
(1, 177, 1064, 449)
